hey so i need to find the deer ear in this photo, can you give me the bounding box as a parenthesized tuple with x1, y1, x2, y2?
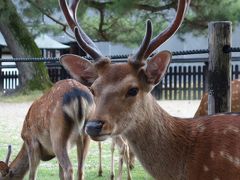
(143, 51, 171, 85)
(60, 54, 98, 86)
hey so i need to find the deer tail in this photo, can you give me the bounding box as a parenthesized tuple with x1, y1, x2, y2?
(62, 87, 93, 131)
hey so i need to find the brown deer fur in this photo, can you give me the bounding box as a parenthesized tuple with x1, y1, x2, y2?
(61, 52, 240, 180)
(59, 0, 240, 179)
(195, 79, 240, 117)
(0, 79, 94, 180)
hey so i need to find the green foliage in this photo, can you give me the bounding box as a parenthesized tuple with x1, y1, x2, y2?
(0, 0, 52, 92)
(15, 0, 240, 47)
(0, 90, 43, 103)
(182, 0, 240, 35)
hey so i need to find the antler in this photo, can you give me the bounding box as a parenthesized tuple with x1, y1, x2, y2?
(143, 0, 190, 59)
(130, 20, 153, 66)
(59, 0, 103, 60)
(5, 145, 12, 165)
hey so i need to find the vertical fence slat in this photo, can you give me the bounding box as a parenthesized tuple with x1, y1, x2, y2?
(193, 66, 197, 99)
(0, 71, 3, 92)
(183, 66, 187, 100)
(187, 66, 192, 99)
(173, 66, 177, 100)
(169, 67, 173, 100)
(178, 66, 182, 100)
(197, 66, 202, 99)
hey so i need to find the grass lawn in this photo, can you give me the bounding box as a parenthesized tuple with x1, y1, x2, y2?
(0, 92, 153, 180)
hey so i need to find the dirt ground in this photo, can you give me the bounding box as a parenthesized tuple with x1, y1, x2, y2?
(0, 102, 33, 154)
(0, 100, 200, 157)
(0, 100, 200, 132)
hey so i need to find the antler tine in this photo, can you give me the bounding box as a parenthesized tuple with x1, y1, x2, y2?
(59, 0, 76, 30)
(72, 0, 103, 56)
(5, 145, 11, 165)
(59, 0, 103, 60)
(130, 20, 152, 66)
(74, 27, 102, 60)
(144, 0, 190, 59)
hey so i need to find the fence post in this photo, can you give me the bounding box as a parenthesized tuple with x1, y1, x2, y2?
(208, 21, 232, 115)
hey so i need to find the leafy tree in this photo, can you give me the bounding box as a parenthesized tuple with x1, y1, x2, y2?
(18, 0, 240, 47)
(0, 0, 52, 93)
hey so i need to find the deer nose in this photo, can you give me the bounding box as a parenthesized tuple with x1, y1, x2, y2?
(85, 120, 104, 137)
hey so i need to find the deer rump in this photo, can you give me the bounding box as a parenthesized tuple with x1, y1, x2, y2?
(0, 79, 94, 180)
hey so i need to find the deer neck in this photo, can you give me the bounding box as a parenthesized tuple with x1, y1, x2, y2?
(123, 94, 192, 179)
(8, 143, 29, 179)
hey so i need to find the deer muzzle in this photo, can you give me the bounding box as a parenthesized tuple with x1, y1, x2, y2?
(85, 120, 104, 137)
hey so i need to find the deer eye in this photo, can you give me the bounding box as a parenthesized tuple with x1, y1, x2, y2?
(126, 87, 139, 97)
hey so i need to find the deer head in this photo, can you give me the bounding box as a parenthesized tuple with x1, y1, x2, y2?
(59, 0, 190, 140)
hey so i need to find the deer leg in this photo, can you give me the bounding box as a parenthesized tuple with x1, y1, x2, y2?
(125, 146, 132, 180)
(76, 134, 90, 180)
(128, 148, 135, 170)
(59, 164, 64, 180)
(98, 142, 103, 176)
(25, 138, 41, 180)
(52, 129, 73, 180)
(117, 144, 124, 180)
(115, 136, 133, 180)
(110, 138, 116, 180)
(54, 146, 73, 180)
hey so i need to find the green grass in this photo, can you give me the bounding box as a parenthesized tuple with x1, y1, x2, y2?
(0, 93, 153, 180)
(0, 139, 153, 180)
(0, 90, 43, 103)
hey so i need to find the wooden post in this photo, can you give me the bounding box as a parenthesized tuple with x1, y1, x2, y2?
(208, 21, 232, 115)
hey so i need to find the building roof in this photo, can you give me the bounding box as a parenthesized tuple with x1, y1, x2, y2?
(54, 33, 136, 57)
(0, 33, 7, 46)
(0, 33, 70, 49)
(34, 34, 70, 49)
(95, 41, 136, 57)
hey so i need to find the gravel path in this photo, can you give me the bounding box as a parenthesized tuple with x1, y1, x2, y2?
(0, 100, 200, 134)
(0, 102, 32, 154)
(0, 100, 200, 157)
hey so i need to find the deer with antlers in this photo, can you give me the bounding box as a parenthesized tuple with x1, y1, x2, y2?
(195, 79, 240, 117)
(59, 0, 135, 179)
(0, 79, 94, 180)
(58, 0, 240, 179)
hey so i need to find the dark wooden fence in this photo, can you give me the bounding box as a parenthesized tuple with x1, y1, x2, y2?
(152, 64, 206, 100)
(1, 57, 239, 100)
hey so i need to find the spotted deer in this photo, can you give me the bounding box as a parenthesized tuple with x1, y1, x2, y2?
(58, 0, 240, 179)
(98, 137, 135, 180)
(58, 0, 134, 179)
(195, 79, 240, 117)
(0, 79, 94, 180)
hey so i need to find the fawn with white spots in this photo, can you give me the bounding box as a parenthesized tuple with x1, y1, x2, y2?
(0, 80, 95, 180)
(58, 0, 240, 179)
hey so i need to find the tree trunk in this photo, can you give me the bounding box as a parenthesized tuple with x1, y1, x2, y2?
(0, 0, 52, 93)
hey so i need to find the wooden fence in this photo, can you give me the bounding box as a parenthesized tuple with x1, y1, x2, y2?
(1, 58, 240, 100)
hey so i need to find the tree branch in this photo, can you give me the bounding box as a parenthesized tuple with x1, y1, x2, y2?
(98, 9, 108, 41)
(133, 1, 176, 13)
(25, 0, 74, 38)
(83, 0, 176, 13)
